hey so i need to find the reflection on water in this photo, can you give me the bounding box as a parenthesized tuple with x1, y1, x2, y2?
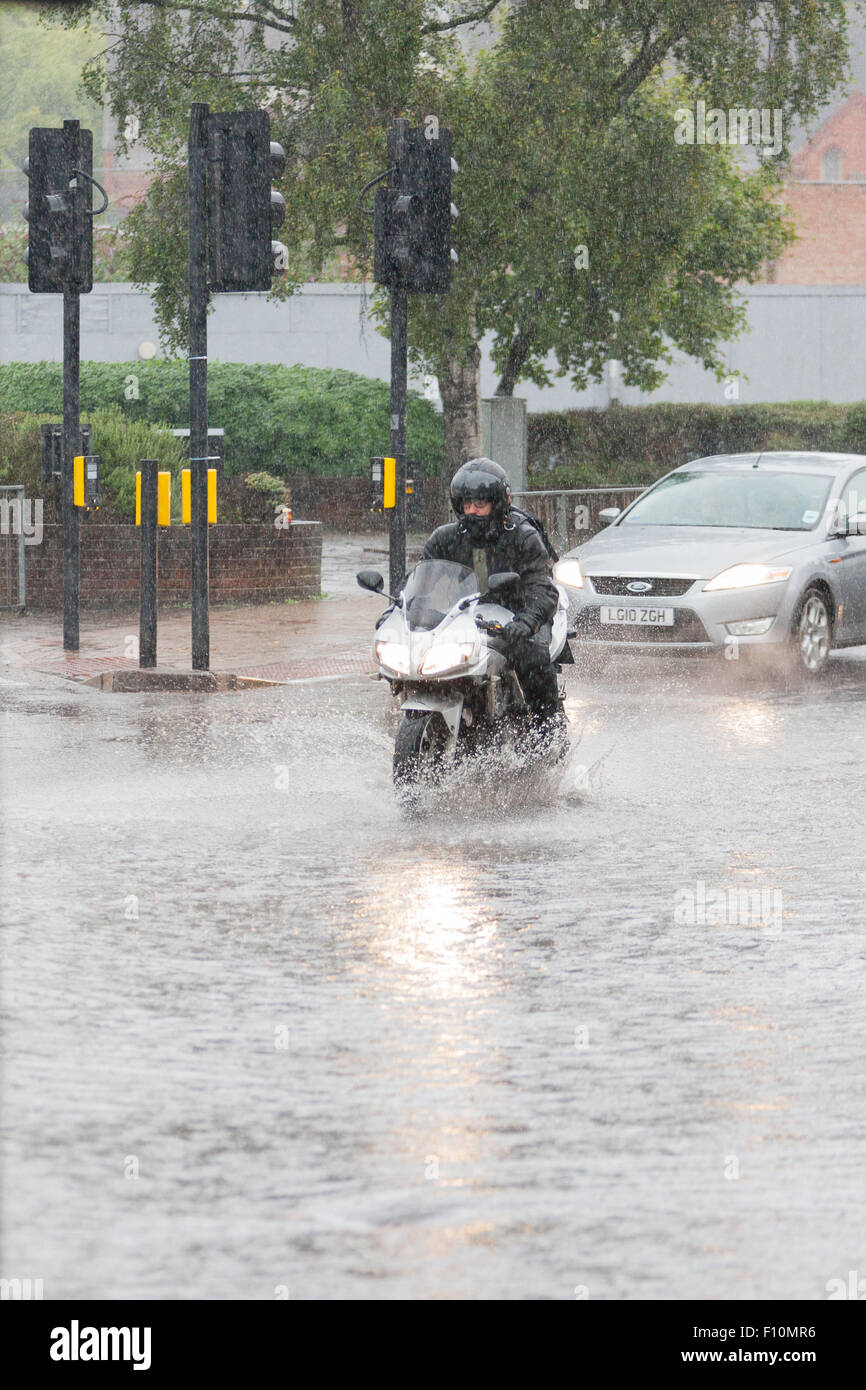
(353, 853, 502, 1001)
(713, 700, 783, 747)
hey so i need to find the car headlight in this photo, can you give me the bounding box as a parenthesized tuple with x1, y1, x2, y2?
(703, 563, 792, 592)
(419, 642, 476, 676)
(375, 641, 410, 674)
(554, 558, 584, 589)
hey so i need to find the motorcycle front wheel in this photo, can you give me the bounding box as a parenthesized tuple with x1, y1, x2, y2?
(393, 710, 450, 804)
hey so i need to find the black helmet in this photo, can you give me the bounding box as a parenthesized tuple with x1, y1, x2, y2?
(450, 457, 512, 521)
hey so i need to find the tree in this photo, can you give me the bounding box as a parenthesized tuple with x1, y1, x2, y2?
(0, 2, 104, 221)
(45, 1, 856, 477)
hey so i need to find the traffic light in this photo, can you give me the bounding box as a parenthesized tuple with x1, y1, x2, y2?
(41, 422, 93, 484)
(374, 122, 458, 293)
(207, 110, 287, 292)
(73, 454, 101, 511)
(23, 124, 93, 293)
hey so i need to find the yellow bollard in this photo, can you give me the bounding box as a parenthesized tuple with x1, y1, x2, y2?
(383, 456, 396, 509)
(135, 470, 141, 525)
(157, 471, 171, 526)
(73, 456, 84, 508)
(181, 468, 217, 523)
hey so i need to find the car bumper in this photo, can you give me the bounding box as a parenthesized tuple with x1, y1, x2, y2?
(569, 581, 795, 652)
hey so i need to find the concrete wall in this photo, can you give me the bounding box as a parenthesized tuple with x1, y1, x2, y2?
(3, 281, 866, 410)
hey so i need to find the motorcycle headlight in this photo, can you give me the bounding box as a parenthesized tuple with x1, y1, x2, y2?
(703, 563, 792, 592)
(419, 642, 476, 676)
(375, 641, 410, 674)
(554, 558, 584, 589)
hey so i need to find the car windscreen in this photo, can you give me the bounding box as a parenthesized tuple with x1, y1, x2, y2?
(620, 471, 832, 530)
(402, 559, 478, 631)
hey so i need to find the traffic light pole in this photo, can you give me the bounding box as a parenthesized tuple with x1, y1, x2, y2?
(139, 459, 158, 668)
(189, 102, 210, 671)
(387, 116, 409, 595)
(388, 279, 409, 596)
(368, 116, 456, 590)
(62, 281, 80, 651)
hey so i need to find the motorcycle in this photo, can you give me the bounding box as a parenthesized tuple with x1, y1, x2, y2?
(357, 557, 572, 802)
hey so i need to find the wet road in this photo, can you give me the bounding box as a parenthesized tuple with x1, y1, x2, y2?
(2, 642, 866, 1300)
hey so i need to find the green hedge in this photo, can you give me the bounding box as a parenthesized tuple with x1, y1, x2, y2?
(527, 403, 866, 488)
(0, 412, 297, 524)
(0, 361, 444, 479)
(0, 409, 187, 522)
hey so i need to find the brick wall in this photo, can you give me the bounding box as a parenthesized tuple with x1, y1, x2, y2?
(286, 475, 449, 533)
(21, 521, 322, 611)
(769, 93, 866, 285)
(769, 183, 866, 283)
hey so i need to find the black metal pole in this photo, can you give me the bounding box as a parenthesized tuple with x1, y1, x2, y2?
(389, 279, 408, 596)
(387, 117, 410, 597)
(139, 459, 158, 668)
(189, 102, 210, 670)
(62, 282, 80, 651)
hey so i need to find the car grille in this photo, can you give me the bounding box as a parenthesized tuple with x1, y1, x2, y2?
(573, 607, 711, 644)
(588, 575, 696, 597)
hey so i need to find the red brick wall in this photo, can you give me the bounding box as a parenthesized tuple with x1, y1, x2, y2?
(286, 475, 449, 533)
(767, 93, 866, 284)
(769, 182, 866, 283)
(23, 521, 322, 611)
(101, 152, 154, 216)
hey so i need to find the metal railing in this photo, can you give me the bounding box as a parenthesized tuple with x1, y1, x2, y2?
(0, 485, 27, 610)
(513, 485, 646, 553)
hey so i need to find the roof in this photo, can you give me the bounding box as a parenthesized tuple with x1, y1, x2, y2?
(678, 451, 866, 474)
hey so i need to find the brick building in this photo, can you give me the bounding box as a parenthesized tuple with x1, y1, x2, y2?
(768, 92, 866, 284)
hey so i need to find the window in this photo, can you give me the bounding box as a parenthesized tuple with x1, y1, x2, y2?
(822, 146, 843, 180)
(620, 470, 832, 530)
(838, 468, 866, 532)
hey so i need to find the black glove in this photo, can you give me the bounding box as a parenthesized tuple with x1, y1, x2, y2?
(502, 618, 533, 652)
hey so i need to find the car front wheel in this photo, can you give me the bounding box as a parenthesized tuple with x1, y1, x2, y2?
(791, 586, 833, 675)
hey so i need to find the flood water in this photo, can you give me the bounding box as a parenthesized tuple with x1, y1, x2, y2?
(2, 647, 866, 1299)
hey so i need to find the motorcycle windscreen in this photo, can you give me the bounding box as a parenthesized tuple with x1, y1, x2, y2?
(402, 559, 477, 631)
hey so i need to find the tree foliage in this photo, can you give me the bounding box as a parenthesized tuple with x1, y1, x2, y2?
(42, 1, 859, 419)
(0, 2, 104, 174)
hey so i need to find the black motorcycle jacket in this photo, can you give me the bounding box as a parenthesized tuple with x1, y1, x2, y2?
(422, 506, 559, 635)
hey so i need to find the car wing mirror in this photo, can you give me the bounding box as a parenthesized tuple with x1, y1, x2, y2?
(598, 507, 621, 525)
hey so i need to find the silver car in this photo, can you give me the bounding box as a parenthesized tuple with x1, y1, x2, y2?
(554, 452, 866, 674)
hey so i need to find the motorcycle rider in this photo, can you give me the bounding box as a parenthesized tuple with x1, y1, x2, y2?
(421, 457, 569, 737)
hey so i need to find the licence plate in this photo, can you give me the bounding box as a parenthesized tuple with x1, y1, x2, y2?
(600, 605, 675, 626)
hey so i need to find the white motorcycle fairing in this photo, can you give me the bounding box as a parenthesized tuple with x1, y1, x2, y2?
(400, 692, 464, 744)
(370, 559, 571, 771)
(396, 597, 515, 752)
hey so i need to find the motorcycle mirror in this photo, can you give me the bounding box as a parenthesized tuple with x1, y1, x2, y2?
(487, 571, 520, 592)
(357, 569, 385, 593)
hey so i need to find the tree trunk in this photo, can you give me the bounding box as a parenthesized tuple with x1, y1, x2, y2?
(436, 338, 481, 524)
(495, 325, 535, 397)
